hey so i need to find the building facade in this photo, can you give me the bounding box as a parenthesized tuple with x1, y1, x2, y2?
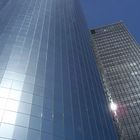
(0, 0, 117, 140)
(91, 22, 140, 140)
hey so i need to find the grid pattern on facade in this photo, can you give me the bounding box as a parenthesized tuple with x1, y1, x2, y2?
(0, 0, 117, 140)
(91, 22, 140, 140)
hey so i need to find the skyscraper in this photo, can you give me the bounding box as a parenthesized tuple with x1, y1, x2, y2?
(91, 22, 140, 140)
(0, 0, 117, 140)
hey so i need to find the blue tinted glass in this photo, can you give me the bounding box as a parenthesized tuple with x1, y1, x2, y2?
(0, 0, 117, 139)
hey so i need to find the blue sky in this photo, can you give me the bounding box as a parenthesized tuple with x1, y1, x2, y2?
(80, 0, 140, 43)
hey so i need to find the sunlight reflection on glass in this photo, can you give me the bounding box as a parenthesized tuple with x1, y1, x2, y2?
(0, 74, 23, 135)
(0, 88, 9, 98)
(110, 102, 117, 112)
(3, 111, 17, 124)
(0, 64, 34, 139)
(0, 83, 22, 138)
(0, 93, 21, 124)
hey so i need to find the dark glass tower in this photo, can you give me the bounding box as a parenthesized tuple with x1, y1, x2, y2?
(0, 0, 117, 140)
(91, 22, 140, 140)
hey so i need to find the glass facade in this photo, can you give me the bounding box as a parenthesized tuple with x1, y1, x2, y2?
(91, 22, 140, 140)
(0, 0, 117, 140)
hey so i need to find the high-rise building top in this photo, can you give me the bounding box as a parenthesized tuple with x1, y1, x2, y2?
(0, 0, 117, 140)
(91, 22, 140, 140)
